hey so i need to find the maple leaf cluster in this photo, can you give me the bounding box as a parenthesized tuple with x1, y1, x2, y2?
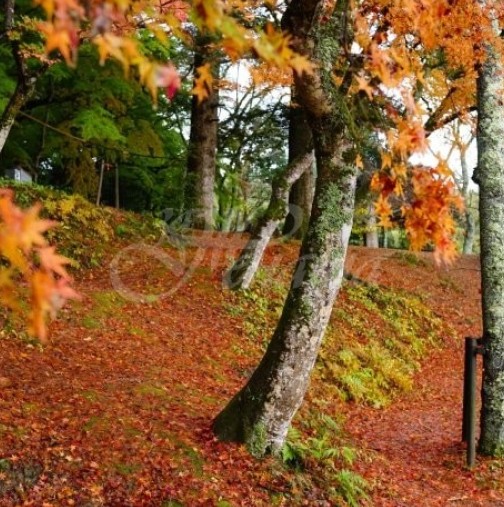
(371, 160, 464, 263)
(35, 0, 313, 103)
(0, 189, 78, 341)
(35, 0, 186, 101)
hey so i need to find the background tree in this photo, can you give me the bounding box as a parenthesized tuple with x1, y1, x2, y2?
(215, 75, 289, 231)
(185, 34, 219, 229)
(1, 41, 187, 209)
(0, 0, 47, 153)
(224, 148, 314, 289)
(450, 125, 477, 254)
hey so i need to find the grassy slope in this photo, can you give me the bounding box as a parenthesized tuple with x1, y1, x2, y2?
(0, 179, 163, 269)
(0, 183, 487, 506)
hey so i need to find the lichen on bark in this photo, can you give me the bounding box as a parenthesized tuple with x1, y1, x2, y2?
(477, 36, 504, 456)
(213, 0, 361, 456)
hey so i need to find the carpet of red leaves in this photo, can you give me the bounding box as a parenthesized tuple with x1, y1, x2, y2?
(0, 234, 500, 506)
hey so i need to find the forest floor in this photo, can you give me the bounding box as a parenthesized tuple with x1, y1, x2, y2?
(0, 227, 502, 506)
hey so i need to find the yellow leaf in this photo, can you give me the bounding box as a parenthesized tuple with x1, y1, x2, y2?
(193, 63, 213, 103)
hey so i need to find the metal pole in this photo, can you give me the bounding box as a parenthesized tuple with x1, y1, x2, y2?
(462, 338, 472, 442)
(465, 338, 478, 468)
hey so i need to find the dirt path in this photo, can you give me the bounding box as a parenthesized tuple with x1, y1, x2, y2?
(343, 249, 504, 506)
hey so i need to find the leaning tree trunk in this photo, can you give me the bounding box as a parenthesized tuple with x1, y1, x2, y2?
(1, 0, 38, 155)
(477, 34, 504, 456)
(224, 152, 314, 290)
(214, 130, 356, 455)
(213, 0, 358, 456)
(283, 92, 315, 239)
(0, 83, 28, 153)
(185, 34, 219, 230)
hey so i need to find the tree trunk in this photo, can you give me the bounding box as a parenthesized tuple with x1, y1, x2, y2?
(224, 153, 314, 289)
(283, 94, 315, 239)
(463, 208, 475, 254)
(214, 132, 356, 455)
(114, 164, 120, 209)
(365, 203, 379, 248)
(1, 0, 40, 155)
(96, 159, 105, 206)
(0, 80, 33, 154)
(477, 36, 504, 456)
(185, 35, 219, 230)
(460, 142, 475, 255)
(213, 0, 357, 455)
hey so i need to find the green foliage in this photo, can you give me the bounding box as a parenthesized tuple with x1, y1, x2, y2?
(224, 267, 448, 410)
(0, 47, 16, 115)
(71, 105, 126, 142)
(320, 281, 447, 407)
(335, 469, 370, 507)
(282, 414, 351, 469)
(1, 42, 187, 211)
(281, 413, 369, 506)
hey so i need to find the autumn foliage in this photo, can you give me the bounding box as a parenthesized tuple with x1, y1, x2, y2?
(6, 0, 502, 337)
(0, 189, 78, 341)
(349, 0, 500, 260)
(34, 0, 312, 103)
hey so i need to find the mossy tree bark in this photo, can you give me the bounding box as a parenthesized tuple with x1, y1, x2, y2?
(213, 0, 358, 456)
(0, 81, 30, 154)
(185, 34, 219, 230)
(477, 35, 504, 456)
(283, 92, 315, 239)
(224, 152, 314, 290)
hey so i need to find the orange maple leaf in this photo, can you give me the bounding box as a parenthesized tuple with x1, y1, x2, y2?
(355, 74, 374, 100)
(38, 246, 71, 279)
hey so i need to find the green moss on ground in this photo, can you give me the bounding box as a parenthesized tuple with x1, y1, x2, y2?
(1, 178, 164, 269)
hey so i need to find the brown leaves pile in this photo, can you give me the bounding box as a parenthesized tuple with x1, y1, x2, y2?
(0, 189, 78, 341)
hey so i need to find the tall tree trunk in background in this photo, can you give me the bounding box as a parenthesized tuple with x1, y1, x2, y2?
(185, 35, 219, 230)
(283, 94, 315, 239)
(477, 32, 504, 456)
(96, 159, 105, 206)
(463, 204, 475, 255)
(461, 144, 475, 254)
(224, 152, 314, 290)
(114, 164, 120, 209)
(213, 0, 357, 456)
(365, 203, 379, 247)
